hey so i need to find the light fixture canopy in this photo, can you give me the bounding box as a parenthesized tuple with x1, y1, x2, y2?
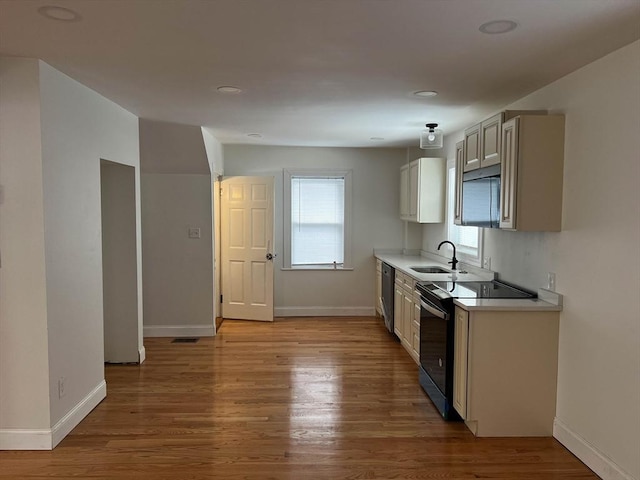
(420, 123, 443, 149)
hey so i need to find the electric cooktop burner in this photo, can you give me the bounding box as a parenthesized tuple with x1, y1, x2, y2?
(418, 280, 536, 300)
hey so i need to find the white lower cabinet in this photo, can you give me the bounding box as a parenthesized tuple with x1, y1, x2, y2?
(453, 308, 469, 418)
(453, 306, 560, 437)
(394, 271, 419, 364)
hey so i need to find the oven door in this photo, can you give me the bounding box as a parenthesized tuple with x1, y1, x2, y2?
(419, 297, 450, 395)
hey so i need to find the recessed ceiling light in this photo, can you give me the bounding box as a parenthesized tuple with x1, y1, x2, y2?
(247, 133, 262, 138)
(37, 5, 82, 22)
(370, 137, 385, 141)
(217, 86, 243, 94)
(413, 91, 438, 98)
(479, 20, 518, 35)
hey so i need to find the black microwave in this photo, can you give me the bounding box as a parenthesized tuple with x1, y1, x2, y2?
(461, 164, 501, 228)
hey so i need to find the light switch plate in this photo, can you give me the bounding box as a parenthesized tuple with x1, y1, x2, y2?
(547, 272, 556, 291)
(482, 257, 491, 270)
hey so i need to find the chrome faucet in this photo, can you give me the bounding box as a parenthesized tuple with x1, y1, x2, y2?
(437, 240, 459, 271)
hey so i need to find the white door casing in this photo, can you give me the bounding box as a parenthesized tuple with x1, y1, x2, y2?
(221, 176, 274, 321)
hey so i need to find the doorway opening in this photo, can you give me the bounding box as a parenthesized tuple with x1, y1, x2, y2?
(100, 160, 140, 363)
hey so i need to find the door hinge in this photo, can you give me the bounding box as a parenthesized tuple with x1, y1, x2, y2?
(220, 294, 223, 303)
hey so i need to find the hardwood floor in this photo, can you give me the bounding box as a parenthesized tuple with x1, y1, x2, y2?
(0, 317, 596, 479)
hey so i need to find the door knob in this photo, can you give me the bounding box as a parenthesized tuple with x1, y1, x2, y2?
(266, 253, 275, 261)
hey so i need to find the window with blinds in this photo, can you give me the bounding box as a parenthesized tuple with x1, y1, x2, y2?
(291, 176, 344, 266)
(284, 169, 352, 270)
(447, 165, 482, 260)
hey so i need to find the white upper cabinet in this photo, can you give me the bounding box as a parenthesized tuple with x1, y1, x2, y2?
(463, 113, 503, 172)
(463, 111, 547, 173)
(400, 157, 445, 223)
(454, 141, 464, 226)
(499, 115, 565, 231)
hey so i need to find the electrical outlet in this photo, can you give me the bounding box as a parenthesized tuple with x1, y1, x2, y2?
(188, 227, 201, 239)
(58, 377, 66, 398)
(547, 272, 556, 291)
(482, 257, 491, 270)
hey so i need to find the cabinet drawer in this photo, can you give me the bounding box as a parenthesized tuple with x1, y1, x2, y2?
(402, 273, 416, 290)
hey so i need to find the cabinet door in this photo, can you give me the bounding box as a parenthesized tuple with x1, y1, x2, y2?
(412, 303, 421, 360)
(402, 293, 413, 348)
(463, 124, 481, 172)
(480, 113, 503, 168)
(453, 308, 469, 419)
(500, 118, 519, 230)
(454, 141, 464, 225)
(408, 160, 419, 220)
(394, 284, 403, 338)
(375, 261, 382, 315)
(399, 164, 409, 219)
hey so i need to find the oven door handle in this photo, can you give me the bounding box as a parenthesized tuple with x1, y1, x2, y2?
(420, 299, 448, 320)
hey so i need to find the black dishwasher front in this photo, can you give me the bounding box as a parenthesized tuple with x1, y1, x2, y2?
(381, 262, 395, 335)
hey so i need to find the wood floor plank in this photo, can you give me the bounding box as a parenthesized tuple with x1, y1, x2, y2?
(0, 317, 596, 479)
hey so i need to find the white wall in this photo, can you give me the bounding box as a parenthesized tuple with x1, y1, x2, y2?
(223, 145, 407, 315)
(424, 41, 640, 480)
(139, 118, 215, 337)
(202, 127, 224, 176)
(0, 58, 51, 435)
(38, 61, 142, 431)
(0, 58, 142, 448)
(141, 173, 214, 336)
(201, 127, 224, 322)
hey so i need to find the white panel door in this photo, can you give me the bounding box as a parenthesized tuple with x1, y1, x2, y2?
(221, 176, 274, 321)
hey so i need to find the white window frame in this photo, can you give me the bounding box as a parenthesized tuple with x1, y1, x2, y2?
(446, 158, 483, 266)
(283, 168, 353, 270)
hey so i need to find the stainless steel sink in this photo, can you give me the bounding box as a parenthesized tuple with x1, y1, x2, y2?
(410, 266, 450, 274)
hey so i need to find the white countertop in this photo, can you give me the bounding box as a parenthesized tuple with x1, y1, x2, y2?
(454, 298, 563, 312)
(375, 251, 563, 312)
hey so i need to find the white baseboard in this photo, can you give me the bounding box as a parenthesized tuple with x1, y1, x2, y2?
(143, 324, 215, 337)
(0, 380, 106, 450)
(0, 429, 53, 450)
(138, 346, 146, 364)
(554, 417, 635, 480)
(51, 380, 106, 448)
(274, 306, 375, 317)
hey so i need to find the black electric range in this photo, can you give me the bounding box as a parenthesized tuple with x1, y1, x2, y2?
(415, 280, 536, 420)
(417, 279, 537, 302)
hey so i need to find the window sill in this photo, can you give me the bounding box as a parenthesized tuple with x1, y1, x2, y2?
(281, 266, 354, 271)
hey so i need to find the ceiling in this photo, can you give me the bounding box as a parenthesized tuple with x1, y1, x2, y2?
(1, 0, 639, 148)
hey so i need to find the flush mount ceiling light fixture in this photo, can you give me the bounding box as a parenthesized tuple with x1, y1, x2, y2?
(216, 86, 243, 94)
(413, 90, 438, 98)
(420, 123, 443, 149)
(479, 20, 518, 34)
(37, 5, 82, 22)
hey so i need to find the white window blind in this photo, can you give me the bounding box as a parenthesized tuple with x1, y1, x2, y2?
(291, 176, 345, 266)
